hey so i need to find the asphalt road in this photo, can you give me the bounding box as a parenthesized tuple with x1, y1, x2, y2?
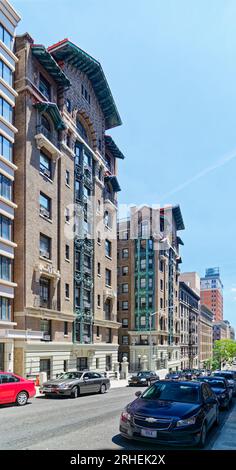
(0, 386, 234, 450)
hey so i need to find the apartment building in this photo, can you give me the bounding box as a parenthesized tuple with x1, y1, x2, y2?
(13, 34, 123, 378)
(117, 205, 185, 373)
(201, 267, 223, 321)
(179, 281, 200, 369)
(0, 0, 20, 372)
(199, 304, 213, 367)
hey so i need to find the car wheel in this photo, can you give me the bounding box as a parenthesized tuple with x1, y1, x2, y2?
(100, 384, 106, 394)
(197, 423, 207, 448)
(16, 391, 28, 406)
(71, 386, 79, 398)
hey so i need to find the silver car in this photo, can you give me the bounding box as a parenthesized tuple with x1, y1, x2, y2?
(40, 371, 110, 398)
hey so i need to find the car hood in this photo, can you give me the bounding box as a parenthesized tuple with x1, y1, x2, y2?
(211, 387, 226, 395)
(128, 398, 201, 420)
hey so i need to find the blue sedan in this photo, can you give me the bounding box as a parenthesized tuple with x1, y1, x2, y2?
(120, 380, 219, 448)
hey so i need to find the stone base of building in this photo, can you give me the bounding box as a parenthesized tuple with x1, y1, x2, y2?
(0, 339, 14, 372)
(13, 341, 119, 379)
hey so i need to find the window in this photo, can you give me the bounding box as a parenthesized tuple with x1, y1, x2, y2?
(98, 166, 103, 181)
(105, 299, 111, 320)
(40, 234, 51, 259)
(39, 74, 51, 100)
(98, 139, 102, 151)
(65, 170, 70, 186)
(97, 231, 101, 244)
(0, 135, 12, 161)
(105, 269, 111, 286)
(140, 278, 146, 288)
(97, 199, 101, 213)
(140, 258, 146, 270)
(149, 277, 153, 289)
(160, 298, 163, 309)
(105, 239, 112, 258)
(64, 322, 68, 336)
(148, 295, 153, 308)
(140, 316, 146, 327)
(122, 301, 128, 310)
(65, 283, 70, 299)
(160, 279, 163, 290)
(40, 192, 51, 219)
(159, 259, 164, 272)
(65, 245, 70, 260)
(0, 297, 11, 321)
(140, 297, 146, 309)
(75, 287, 80, 307)
(66, 99, 71, 113)
(122, 335, 129, 345)
(122, 283, 128, 293)
(0, 256, 11, 281)
(0, 174, 12, 200)
(105, 328, 112, 343)
(81, 84, 91, 104)
(0, 24, 13, 50)
(65, 207, 70, 223)
(40, 278, 50, 307)
(0, 97, 12, 123)
(0, 60, 13, 86)
(40, 152, 51, 178)
(97, 262, 101, 276)
(122, 266, 129, 276)
(122, 248, 129, 259)
(97, 294, 101, 307)
(122, 318, 128, 328)
(0, 215, 12, 240)
(104, 210, 112, 228)
(96, 327, 100, 338)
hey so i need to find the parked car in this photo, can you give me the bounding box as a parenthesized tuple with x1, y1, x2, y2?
(40, 371, 110, 398)
(213, 371, 236, 396)
(165, 372, 183, 380)
(120, 380, 219, 447)
(198, 376, 232, 409)
(0, 371, 36, 406)
(128, 371, 160, 387)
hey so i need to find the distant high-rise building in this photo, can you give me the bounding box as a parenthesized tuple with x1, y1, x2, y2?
(200, 267, 223, 322)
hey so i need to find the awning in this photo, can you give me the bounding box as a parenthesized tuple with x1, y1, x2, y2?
(31, 44, 71, 89)
(34, 101, 66, 130)
(48, 39, 122, 130)
(104, 175, 121, 192)
(172, 205, 185, 231)
(177, 236, 184, 246)
(105, 135, 125, 159)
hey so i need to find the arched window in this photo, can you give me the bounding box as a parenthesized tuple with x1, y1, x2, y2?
(76, 117, 88, 143)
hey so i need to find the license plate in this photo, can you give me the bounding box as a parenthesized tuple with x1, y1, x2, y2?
(141, 429, 157, 438)
(44, 388, 52, 392)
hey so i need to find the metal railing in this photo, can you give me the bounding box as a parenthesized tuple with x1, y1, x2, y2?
(36, 125, 59, 148)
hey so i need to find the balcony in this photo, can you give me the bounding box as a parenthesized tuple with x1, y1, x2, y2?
(104, 191, 118, 207)
(33, 296, 58, 311)
(35, 125, 62, 161)
(104, 287, 116, 300)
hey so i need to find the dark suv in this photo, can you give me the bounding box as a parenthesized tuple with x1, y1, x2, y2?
(128, 371, 160, 387)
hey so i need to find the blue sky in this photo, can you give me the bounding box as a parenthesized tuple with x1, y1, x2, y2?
(14, 0, 236, 328)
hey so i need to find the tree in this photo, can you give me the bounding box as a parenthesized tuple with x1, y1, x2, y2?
(213, 339, 236, 369)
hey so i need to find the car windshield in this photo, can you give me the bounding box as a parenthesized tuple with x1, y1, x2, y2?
(141, 382, 200, 403)
(57, 372, 82, 380)
(201, 379, 225, 389)
(137, 372, 151, 377)
(214, 373, 234, 380)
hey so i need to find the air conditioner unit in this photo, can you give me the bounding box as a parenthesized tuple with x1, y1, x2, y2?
(40, 207, 50, 218)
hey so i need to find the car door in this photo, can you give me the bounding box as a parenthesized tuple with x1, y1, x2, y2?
(0, 374, 17, 404)
(91, 372, 103, 392)
(203, 384, 216, 426)
(81, 372, 95, 394)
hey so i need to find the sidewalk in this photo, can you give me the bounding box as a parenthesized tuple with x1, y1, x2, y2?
(212, 402, 236, 449)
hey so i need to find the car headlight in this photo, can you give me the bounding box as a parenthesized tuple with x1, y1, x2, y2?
(58, 384, 70, 389)
(176, 416, 197, 427)
(220, 393, 226, 398)
(121, 411, 131, 423)
(140, 378, 147, 382)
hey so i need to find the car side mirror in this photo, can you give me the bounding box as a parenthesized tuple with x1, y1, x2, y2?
(135, 391, 142, 398)
(83, 377, 89, 381)
(206, 397, 217, 405)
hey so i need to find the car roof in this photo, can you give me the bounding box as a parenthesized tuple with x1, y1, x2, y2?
(159, 379, 201, 387)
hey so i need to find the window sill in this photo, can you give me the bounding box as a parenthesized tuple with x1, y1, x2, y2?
(39, 213, 52, 224)
(105, 255, 112, 261)
(65, 297, 70, 301)
(64, 334, 69, 338)
(65, 183, 71, 189)
(97, 241, 101, 245)
(39, 171, 53, 183)
(39, 256, 52, 263)
(65, 258, 70, 263)
(97, 274, 101, 278)
(105, 284, 112, 288)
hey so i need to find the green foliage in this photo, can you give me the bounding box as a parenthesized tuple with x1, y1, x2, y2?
(213, 339, 236, 368)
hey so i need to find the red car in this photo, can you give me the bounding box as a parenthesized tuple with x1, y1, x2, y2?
(0, 372, 36, 406)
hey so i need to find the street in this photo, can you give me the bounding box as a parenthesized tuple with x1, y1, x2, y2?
(0, 386, 234, 450)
